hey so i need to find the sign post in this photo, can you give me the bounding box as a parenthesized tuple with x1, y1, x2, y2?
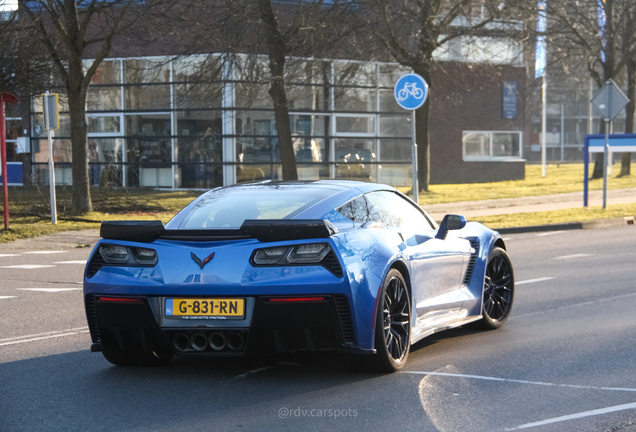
(394, 73, 428, 204)
(0, 92, 19, 230)
(43, 92, 60, 224)
(590, 79, 629, 209)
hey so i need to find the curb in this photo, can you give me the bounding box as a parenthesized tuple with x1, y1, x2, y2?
(496, 217, 632, 234)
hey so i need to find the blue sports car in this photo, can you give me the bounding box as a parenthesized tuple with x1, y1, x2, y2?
(83, 180, 514, 371)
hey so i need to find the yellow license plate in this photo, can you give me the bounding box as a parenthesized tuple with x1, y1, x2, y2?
(166, 298, 244, 317)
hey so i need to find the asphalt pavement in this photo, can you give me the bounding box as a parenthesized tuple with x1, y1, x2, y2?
(2, 189, 636, 431)
(2, 223, 636, 431)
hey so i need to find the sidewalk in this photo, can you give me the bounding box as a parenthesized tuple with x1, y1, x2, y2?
(425, 187, 636, 220)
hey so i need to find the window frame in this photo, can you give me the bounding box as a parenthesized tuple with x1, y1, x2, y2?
(462, 130, 523, 161)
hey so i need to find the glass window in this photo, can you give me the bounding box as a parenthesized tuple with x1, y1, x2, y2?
(124, 59, 170, 83)
(379, 139, 411, 161)
(125, 85, 171, 110)
(493, 132, 520, 157)
(88, 138, 123, 187)
(126, 114, 172, 165)
(336, 116, 374, 134)
(378, 64, 411, 87)
(380, 115, 410, 137)
(33, 139, 72, 163)
(463, 132, 490, 158)
(291, 115, 326, 137)
(176, 135, 223, 189)
(180, 184, 338, 228)
(334, 138, 376, 182)
(177, 110, 222, 137)
(287, 84, 326, 111)
(337, 194, 382, 224)
(462, 131, 522, 160)
(365, 191, 434, 232)
(126, 114, 171, 136)
(87, 87, 121, 111)
(333, 87, 375, 111)
(379, 89, 402, 112)
(88, 116, 120, 133)
(89, 60, 121, 85)
(235, 83, 272, 109)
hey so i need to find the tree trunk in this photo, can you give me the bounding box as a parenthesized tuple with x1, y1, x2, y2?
(67, 55, 92, 214)
(258, 0, 297, 181)
(591, 120, 605, 179)
(620, 59, 635, 176)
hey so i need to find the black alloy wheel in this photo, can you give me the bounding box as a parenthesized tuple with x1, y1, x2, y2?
(365, 269, 411, 372)
(478, 247, 515, 329)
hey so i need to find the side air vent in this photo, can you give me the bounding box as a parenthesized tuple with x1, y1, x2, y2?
(86, 250, 106, 278)
(333, 295, 355, 344)
(86, 294, 100, 343)
(463, 240, 479, 285)
(321, 250, 343, 278)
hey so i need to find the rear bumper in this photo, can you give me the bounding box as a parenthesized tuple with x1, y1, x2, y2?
(86, 294, 374, 356)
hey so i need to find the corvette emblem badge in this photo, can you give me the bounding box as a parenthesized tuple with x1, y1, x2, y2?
(191, 252, 215, 269)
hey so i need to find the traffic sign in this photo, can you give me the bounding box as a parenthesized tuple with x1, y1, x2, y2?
(42, 92, 59, 130)
(591, 79, 629, 121)
(394, 73, 428, 110)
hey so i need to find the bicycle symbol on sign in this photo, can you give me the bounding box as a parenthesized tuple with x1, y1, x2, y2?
(396, 82, 424, 102)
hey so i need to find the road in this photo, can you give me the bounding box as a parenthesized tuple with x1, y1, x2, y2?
(2, 226, 636, 432)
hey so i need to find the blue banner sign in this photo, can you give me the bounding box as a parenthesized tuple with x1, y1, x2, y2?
(503, 81, 517, 119)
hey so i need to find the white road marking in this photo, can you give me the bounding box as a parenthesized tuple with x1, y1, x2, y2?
(23, 251, 67, 254)
(0, 330, 89, 347)
(55, 261, 87, 265)
(401, 371, 636, 393)
(502, 237, 511, 241)
(555, 253, 592, 260)
(516, 277, 555, 285)
(17, 288, 82, 292)
(0, 254, 20, 257)
(536, 231, 565, 237)
(0, 327, 88, 343)
(0, 265, 56, 269)
(0, 296, 16, 300)
(507, 402, 636, 430)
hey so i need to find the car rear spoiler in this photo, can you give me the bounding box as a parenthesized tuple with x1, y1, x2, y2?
(100, 219, 338, 243)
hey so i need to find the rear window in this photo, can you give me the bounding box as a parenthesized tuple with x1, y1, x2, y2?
(179, 184, 337, 229)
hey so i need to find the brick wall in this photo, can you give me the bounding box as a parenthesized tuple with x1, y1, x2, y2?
(429, 63, 526, 184)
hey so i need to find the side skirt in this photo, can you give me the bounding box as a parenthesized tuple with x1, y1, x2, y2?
(410, 315, 483, 345)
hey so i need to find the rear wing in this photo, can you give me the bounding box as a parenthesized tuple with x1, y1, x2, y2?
(100, 219, 338, 243)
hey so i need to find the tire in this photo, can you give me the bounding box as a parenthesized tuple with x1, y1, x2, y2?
(102, 347, 173, 367)
(475, 247, 514, 329)
(364, 269, 411, 372)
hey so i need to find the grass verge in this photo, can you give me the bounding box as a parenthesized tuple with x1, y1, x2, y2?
(474, 202, 636, 229)
(402, 163, 636, 205)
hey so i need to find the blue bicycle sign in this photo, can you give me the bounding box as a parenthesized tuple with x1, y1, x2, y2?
(394, 73, 428, 110)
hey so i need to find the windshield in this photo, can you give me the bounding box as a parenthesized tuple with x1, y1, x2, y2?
(179, 184, 338, 229)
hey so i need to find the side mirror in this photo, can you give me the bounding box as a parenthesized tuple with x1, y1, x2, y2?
(435, 214, 467, 240)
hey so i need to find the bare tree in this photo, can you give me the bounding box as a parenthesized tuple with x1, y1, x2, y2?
(341, 0, 518, 192)
(15, 0, 185, 214)
(540, 0, 636, 178)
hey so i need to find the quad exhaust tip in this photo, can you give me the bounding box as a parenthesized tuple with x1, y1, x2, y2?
(172, 331, 245, 352)
(209, 332, 226, 351)
(173, 333, 190, 351)
(190, 333, 208, 351)
(226, 332, 244, 351)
